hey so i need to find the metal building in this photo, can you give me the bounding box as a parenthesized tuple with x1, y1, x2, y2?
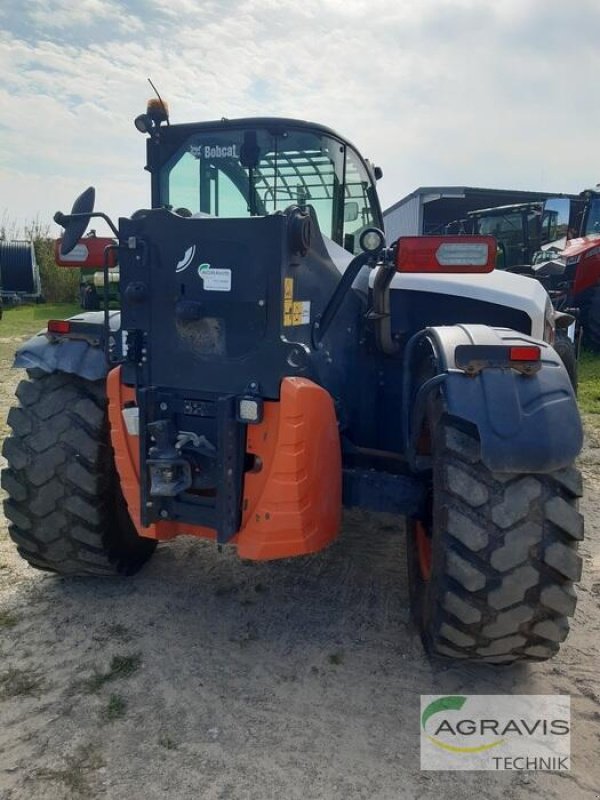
(383, 186, 573, 243)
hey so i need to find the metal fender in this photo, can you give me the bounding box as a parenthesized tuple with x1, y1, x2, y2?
(417, 324, 583, 473)
(12, 311, 116, 381)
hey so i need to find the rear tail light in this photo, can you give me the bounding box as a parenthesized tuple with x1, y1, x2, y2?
(47, 320, 71, 334)
(395, 236, 496, 273)
(455, 343, 542, 375)
(509, 346, 541, 362)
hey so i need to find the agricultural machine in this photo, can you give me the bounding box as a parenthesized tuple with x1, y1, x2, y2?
(0, 240, 44, 307)
(447, 198, 581, 383)
(1, 101, 584, 664)
(455, 189, 600, 353)
(454, 200, 564, 270)
(55, 230, 119, 310)
(538, 186, 600, 351)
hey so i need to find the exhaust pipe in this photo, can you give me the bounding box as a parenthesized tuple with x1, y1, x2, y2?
(371, 260, 400, 355)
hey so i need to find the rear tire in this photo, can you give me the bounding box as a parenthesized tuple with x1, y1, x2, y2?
(580, 285, 600, 351)
(553, 330, 578, 391)
(408, 414, 583, 663)
(81, 285, 101, 311)
(2, 372, 156, 576)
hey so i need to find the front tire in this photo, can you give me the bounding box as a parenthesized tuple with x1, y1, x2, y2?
(2, 372, 156, 576)
(408, 415, 583, 663)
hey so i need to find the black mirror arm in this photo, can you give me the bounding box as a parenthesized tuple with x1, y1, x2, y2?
(54, 210, 119, 239)
(312, 248, 384, 347)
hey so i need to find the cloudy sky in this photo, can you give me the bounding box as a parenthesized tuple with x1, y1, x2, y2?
(0, 0, 598, 235)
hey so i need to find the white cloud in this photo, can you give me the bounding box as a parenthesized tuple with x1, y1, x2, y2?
(26, 0, 145, 33)
(1, 0, 599, 233)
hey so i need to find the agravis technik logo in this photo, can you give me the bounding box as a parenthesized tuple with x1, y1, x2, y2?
(420, 695, 570, 771)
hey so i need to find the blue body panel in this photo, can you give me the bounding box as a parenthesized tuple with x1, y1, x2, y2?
(12, 303, 582, 492)
(425, 324, 583, 472)
(13, 311, 119, 382)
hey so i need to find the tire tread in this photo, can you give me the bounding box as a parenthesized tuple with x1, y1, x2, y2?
(2, 372, 156, 577)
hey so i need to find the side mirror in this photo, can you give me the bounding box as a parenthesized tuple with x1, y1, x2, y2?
(240, 131, 260, 169)
(54, 187, 96, 256)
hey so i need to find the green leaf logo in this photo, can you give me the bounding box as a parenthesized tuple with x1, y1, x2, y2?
(422, 696, 505, 754)
(422, 696, 467, 731)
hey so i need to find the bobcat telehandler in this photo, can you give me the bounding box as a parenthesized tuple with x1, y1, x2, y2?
(1, 99, 584, 664)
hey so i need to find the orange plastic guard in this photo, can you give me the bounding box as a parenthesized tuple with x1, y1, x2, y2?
(106, 367, 215, 542)
(107, 369, 342, 559)
(395, 235, 496, 273)
(236, 377, 342, 560)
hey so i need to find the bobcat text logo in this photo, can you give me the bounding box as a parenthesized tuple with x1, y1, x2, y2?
(189, 144, 239, 159)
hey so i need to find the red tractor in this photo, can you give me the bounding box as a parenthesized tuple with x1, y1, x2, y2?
(555, 187, 600, 349)
(529, 187, 600, 349)
(54, 231, 118, 310)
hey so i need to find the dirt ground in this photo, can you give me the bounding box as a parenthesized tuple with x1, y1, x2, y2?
(0, 335, 599, 800)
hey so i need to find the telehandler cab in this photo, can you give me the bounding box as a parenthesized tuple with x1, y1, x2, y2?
(2, 100, 584, 663)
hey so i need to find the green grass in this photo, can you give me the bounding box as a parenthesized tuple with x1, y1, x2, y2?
(37, 743, 105, 795)
(0, 610, 19, 629)
(0, 302, 81, 338)
(327, 651, 344, 666)
(578, 349, 600, 414)
(81, 653, 142, 694)
(0, 667, 43, 699)
(104, 693, 127, 721)
(158, 733, 177, 750)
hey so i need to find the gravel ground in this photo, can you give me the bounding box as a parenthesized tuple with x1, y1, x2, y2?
(0, 336, 599, 800)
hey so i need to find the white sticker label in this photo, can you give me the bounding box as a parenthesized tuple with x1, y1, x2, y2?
(198, 263, 232, 291)
(298, 301, 311, 324)
(60, 243, 89, 262)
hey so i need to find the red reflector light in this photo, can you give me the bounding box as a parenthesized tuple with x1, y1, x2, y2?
(395, 236, 496, 273)
(47, 320, 71, 334)
(509, 346, 541, 361)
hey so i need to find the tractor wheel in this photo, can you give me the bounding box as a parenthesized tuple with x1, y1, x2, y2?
(1, 372, 156, 576)
(81, 285, 101, 311)
(407, 413, 583, 663)
(580, 285, 600, 351)
(553, 331, 578, 391)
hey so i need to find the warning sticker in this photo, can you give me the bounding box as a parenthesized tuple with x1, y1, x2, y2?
(292, 301, 311, 325)
(282, 277, 310, 327)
